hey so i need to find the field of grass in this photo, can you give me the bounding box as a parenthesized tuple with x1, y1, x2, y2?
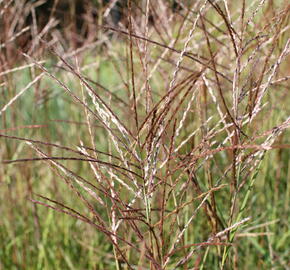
(0, 0, 289, 269)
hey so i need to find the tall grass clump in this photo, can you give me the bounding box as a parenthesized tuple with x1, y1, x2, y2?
(1, 0, 289, 269)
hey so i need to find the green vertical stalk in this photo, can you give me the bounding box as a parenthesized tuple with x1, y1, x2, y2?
(221, 157, 264, 267)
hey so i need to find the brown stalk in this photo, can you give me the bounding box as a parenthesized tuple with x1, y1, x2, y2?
(199, 12, 246, 138)
(127, 0, 139, 133)
(207, 0, 240, 57)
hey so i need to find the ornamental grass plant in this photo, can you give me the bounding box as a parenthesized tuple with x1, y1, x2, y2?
(0, 0, 289, 269)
